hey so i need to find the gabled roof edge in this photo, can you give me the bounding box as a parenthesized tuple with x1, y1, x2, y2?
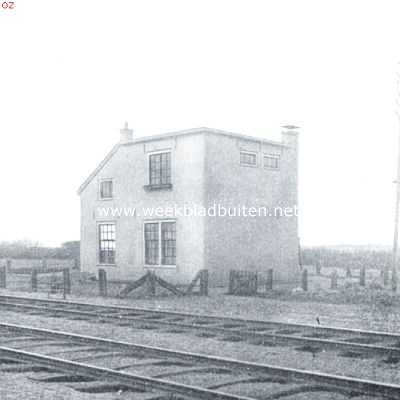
(77, 143, 120, 195)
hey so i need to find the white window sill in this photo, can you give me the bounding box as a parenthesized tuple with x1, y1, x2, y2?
(240, 163, 258, 168)
(144, 265, 176, 269)
(97, 263, 117, 267)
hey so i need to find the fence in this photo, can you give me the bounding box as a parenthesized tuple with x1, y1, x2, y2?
(228, 270, 259, 295)
(2, 258, 78, 272)
(226, 266, 387, 296)
(0, 266, 71, 298)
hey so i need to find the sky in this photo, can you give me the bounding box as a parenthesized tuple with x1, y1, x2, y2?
(0, 0, 400, 247)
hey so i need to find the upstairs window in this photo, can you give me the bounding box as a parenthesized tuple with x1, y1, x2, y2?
(99, 223, 116, 264)
(240, 151, 257, 166)
(144, 221, 176, 266)
(149, 152, 171, 185)
(100, 180, 113, 199)
(264, 154, 280, 169)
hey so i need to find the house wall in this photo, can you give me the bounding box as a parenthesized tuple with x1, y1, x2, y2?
(80, 133, 206, 284)
(203, 132, 299, 286)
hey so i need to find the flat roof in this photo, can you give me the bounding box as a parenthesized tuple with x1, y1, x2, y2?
(78, 127, 287, 195)
(124, 126, 286, 147)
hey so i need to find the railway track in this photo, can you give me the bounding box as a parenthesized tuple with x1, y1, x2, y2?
(0, 322, 399, 399)
(1, 294, 400, 362)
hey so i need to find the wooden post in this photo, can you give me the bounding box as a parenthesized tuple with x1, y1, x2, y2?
(228, 270, 235, 294)
(148, 271, 156, 296)
(330, 270, 338, 289)
(31, 269, 38, 292)
(315, 262, 321, 276)
(199, 270, 208, 296)
(301, 269, 308, 292)
(359, 266, 366, 287)
(98, 269, 107, 297)
(384, 264, 390, 287)
(63, 268, 71, 295)
(6, 259, 11, 272)
(0, 266, 6, 289)
(266, 268, 273, 290)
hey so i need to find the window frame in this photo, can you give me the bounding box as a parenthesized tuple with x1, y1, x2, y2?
(148, 150, 172, 186)
(143, 219, 176, 268)
(99, 178, 114, 200)
(239, 150, 258, 167)
(97, 222, 116, 266)
(263, 153, 280, 170)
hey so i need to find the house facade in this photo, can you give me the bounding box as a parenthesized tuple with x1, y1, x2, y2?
(78, 125, 299, 286)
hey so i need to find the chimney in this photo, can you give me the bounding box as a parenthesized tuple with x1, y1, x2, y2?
(281, 125, 299, 147)
(120, 122, 133, 143)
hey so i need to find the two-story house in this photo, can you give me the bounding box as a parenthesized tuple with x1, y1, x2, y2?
(78, 125, 299, 286)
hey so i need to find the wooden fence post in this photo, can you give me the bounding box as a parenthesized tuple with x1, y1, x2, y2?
(6, 259, 11, 272)
(266, 269, 273, 290)
(0, 266, 6, 289)
(359, 266, 366, 287)
(330, 270, 338, 289)
(148, 271, 156, 296)
(384, 265, 389, 287)
(31, 269, 38, 292)
(98, 269, 107, 297)
(199, 270, 208, 296)
(316, 262, 321, 276)
(228, 270, 235, 294)
(63, 268, 71, 295)
(301, 269, 308, 292)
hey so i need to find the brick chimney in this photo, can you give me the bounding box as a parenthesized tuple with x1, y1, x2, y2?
(120, 122, 133, 143)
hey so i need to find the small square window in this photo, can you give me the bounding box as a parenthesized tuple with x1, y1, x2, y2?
(264, 155, 280, 169)
(240, 151, 257, 166)
(100, 180, 113, 199)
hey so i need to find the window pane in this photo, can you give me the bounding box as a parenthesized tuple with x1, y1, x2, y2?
(145, 223, 159, 265)
(99, 223, 116, 264)
(161, 222, 176, 265)
(149, 152, 171, 185)
(264, 155, 279, 169)
(100, 180, 113, 198)
(240, 152, 256, 166)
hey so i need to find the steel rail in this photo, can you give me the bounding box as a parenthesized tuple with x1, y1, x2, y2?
(1, 322, 400, 399)
(0, 346, 254, 400)
(0, 293, 397, 339)
(0, 297, 400, 358)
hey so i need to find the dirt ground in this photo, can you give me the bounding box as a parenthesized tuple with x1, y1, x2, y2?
(1, 284, 400, 399)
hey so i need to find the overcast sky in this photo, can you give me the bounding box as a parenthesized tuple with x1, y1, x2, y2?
(1, 0, 399, 246)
